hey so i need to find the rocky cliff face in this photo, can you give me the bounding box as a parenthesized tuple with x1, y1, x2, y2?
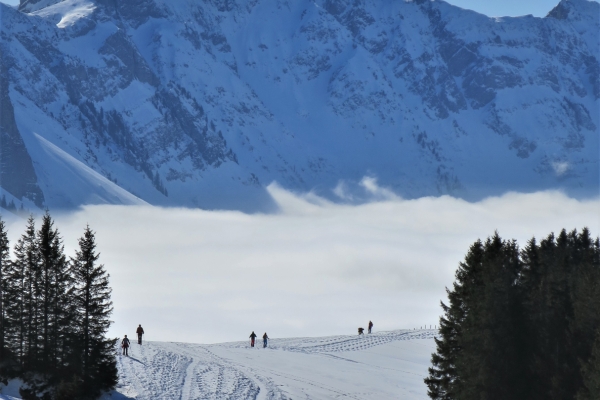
(1, 0, 598, 211)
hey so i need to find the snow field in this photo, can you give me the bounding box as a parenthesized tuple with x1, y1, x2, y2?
(109, 329, 437, 399)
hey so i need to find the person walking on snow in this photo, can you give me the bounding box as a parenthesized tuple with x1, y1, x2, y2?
(122, 335, 131, 356)
(368, 320, 373, 334)
(263, 332, 269, 348)
(249, 331, 257, 347)
(136, 324, 145, 344)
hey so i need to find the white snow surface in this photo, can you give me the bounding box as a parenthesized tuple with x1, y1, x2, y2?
(1, 0, 598, 212)
(108, 329, 437, 400)
(30, 0, 96, 28)
(0, 379, 22, 400)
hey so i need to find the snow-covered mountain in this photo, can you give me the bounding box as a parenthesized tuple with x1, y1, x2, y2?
(1, 0, 598, 211)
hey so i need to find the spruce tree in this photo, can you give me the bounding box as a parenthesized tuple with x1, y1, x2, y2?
(449, 234, 525, 400)
(2, 214, 120, 398)
(0, 217, 11, 367)
(428, 228, 599, 400)
(424, 239, 485, 399)
(578, 330, 600, 400)
(569, 230, 600, 393)
(9, 216, 39, 370)
(521, 229, 600, 399)
(36, 212, 70, 378)
(426, 234, 528, 399)
(71, 226, 117, 398)
(2, 223, 24, 376)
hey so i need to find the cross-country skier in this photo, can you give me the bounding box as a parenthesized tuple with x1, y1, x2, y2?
(249, 331, 257, 347)
(136, 324, 145, 344)
(263, 332, 269, 348)
(122, 335, 131, 356)
(368, 320, 373, 334)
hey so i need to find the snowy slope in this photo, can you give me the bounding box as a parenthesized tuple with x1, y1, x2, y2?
(108, 329, 437, 399)
(1, 0, 598, 211)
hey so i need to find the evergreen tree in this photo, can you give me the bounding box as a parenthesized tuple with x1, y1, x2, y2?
(2, 224, 24, 376)
(0, 217, 11, 365)
(1, 214, 118, 398)
(578, 330, 600, 400)
(456, 234, 526, 400)
(426, 233, 527, 399)
(36, 212, 70, 378)
(71, 226, 117, 398)
(8, 216, 39, 370)
(521, 229, 600, 399)
(424, 240, 484, 399)
(427, 228, 600, 400)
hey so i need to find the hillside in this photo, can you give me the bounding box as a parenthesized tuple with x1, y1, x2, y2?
(109, 329, 437, 399)
(1, 0, 598, 211)
(0, 329, 437, 399)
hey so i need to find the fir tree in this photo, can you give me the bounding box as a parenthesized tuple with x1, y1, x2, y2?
(521, 229, 600, 399)
(71, 226, 117, 398)
(426, 233, 527, 399)
(9, 216, 39, 370)
(457, 234, 526, 400)
(427, 228, 600, 400)
(0, 217, 11, 365)
(578, 330, 600, 400)
(1, 214, 119, 398)
(2, 225, 24, 377)
(424, 239, 485, 399)
(36, 212, 70, 378)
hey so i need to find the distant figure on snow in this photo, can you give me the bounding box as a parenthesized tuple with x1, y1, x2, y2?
(122, 335, 131, 356)
(250, 331, 257, 347)
(368, 320, 373, 334)
(358, 327, 364, 335)
(263, 332, 269, 348)
(137, 324, 145, 344)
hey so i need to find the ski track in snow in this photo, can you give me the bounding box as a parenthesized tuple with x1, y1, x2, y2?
(108, 329, 437, 400)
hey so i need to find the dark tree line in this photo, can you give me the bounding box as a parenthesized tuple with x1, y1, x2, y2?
(425, 228, 600, 399)
(0, 213, 117, 399)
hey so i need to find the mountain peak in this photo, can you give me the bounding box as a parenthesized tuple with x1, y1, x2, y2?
(546, 0, 600, 20)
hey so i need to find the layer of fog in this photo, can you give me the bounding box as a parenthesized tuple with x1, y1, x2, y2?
(4, 182, 599, 344)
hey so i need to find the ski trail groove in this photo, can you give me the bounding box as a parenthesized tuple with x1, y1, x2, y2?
(161, 342, 265, 400)
(112, 330, 437, 399)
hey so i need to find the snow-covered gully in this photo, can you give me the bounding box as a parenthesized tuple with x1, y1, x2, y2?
(108, 329, 437, 399)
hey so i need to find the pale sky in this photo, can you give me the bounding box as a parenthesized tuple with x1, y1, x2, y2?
(0, 0, 596, 17)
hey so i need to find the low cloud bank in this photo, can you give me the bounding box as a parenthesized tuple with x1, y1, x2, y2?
(5, 185, 599, 344)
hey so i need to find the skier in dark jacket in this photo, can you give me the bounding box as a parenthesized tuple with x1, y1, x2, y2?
(358, 327, 364, 335)
(263, 332, 269, 348)
(249, 331, 257, 347)
(136, 324, 145, 344)
(368, 320, 373, 334)
(122, 335, 131, 356)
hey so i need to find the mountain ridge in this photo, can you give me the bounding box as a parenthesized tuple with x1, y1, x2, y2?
(0, 0, 598, 211)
